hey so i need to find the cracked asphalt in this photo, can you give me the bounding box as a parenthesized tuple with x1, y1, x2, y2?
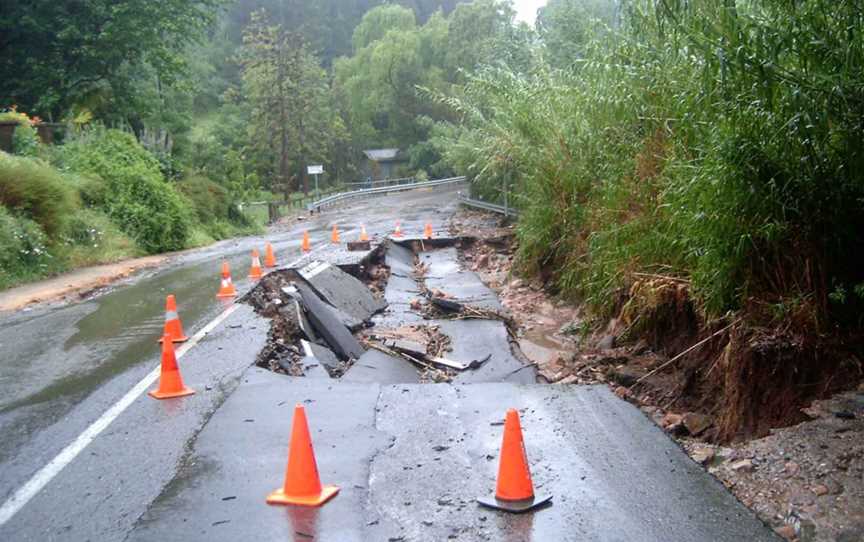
(0, 185, 779, 541)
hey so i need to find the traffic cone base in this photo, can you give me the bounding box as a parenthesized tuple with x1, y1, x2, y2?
(267, 405, 339, 508)
(217, 261, 237, 298)
(149, 335, 195, 400)
(477, 493, 552, 513)
(477, 408, 552, 514)
(158, 333, 188, 343)
(216, 280, 237, 298)
(266, 484, 339, 507)
(148, 386, 196, 400)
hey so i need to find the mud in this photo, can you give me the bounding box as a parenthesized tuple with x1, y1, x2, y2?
(244, 272, 306, 376)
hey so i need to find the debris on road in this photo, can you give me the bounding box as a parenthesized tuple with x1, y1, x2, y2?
(347, 240, 371, 251)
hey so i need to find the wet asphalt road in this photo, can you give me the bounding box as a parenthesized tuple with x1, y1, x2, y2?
(0, 187, 459, 510)
(0, 184, 779, 541)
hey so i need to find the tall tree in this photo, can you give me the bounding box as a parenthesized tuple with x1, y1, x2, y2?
(239, 10, 335, 198)
(0, 0, 219, 118)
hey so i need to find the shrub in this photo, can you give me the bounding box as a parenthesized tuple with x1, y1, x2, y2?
(0, 109, 41, 156)
(59, 128, 192, 253)
(60, 209, 141, 267)
(433, 0, 864, 329)
(0, 152, 77, 236)
(0, 205, 53, 288)
(178, 173, 257, 238)
(177, 174, 230, 224)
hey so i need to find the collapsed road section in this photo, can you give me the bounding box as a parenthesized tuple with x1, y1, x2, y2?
(244, 234, 537, 386)
(125, 224, 779, 541)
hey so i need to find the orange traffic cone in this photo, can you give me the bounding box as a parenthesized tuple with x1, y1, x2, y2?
(148, 333, 195, 399)
(267, 404, 340, 507)
(217, 261, 237, 298)
(264, 242, 277, 268)
(301, 231, 311, 253)
(249, 249, 263, 280)
(359, 224, 369, 242)
(331, 224, 340, 244)
(393, 221, 403, 238)
(424, 223, 433, 239)
(158, 295, 188, 343)
(477, 409, 552, 513)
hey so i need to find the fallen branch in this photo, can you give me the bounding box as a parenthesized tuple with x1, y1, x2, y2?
(631, 272, 691, 284)
(631, 319, 741, 387)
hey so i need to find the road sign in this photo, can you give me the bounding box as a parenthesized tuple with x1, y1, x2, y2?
(307, 165, 324, 175)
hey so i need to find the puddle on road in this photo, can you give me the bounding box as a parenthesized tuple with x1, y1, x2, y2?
(0, 249, 255, 463)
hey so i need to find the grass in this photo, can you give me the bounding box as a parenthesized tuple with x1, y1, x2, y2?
(433, 0, 864, 329)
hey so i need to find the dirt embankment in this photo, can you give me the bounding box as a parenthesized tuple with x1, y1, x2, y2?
(449, 208, 864, 542)
(0, 254, 168, 311)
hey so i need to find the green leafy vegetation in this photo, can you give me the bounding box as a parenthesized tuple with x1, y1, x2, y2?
(5, 0, 860, 340)
(431, 0, 864, 332)
(0, 206, 53, 289)
(57, 129, 193, 253)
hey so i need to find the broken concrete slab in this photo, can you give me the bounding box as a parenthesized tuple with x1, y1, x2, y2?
(298, 261, 386, 322)
(293, 298, 318, 343)
(419, 248, 501, 311)
(384, 240, 415, 277)
(294, 281, 365, 360)
(300, 339, 340, 373)
(283, 285, 362, 332)
(386, 339, 426, 358)
(288, 240, 382, 278)
(431, 319, 536, 384)
(371, 268, 425, 327)
(370, 305, 425, 327)
(426, 271, 501, 310)
(382, 275, 420, 305)
(341, 349, 420, 384)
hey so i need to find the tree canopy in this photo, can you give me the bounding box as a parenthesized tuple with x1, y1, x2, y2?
(0, 0, 219, 118)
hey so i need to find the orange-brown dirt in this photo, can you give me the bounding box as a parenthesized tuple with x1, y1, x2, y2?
(0, 254, 168, 311)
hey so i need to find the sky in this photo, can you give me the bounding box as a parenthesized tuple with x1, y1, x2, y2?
(512, 0, 548, 25)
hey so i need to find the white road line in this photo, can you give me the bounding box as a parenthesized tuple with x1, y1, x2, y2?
(0, 240, 334, 527)
(0, 303, 242, 527)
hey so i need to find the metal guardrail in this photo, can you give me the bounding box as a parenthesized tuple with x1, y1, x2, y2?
(457, 191, 520, 218)
(344, 177, 415, 188)
(306, 176, 467, 212)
